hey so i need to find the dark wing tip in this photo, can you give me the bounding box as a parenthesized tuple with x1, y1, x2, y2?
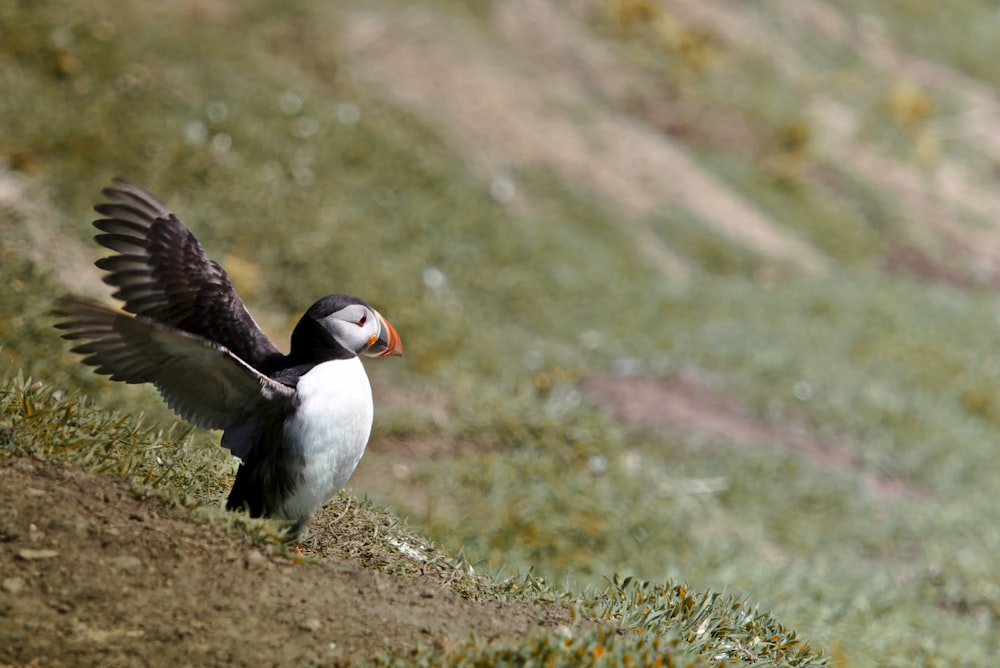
(96, 177, 170, 217)
(50, 294, 83, 319)
(51, 294, 110, 318)
(107, 175, 144, 193)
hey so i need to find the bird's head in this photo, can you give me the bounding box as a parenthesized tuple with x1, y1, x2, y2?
(291, 294, 402, 362)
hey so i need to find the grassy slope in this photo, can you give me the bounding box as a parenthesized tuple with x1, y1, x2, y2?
(2, 0, 999, 665)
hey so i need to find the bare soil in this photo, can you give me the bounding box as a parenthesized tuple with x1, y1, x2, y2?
(0, 455, 564, 667)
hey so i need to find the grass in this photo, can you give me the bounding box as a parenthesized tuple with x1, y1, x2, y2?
(3, 0, 1000, 665)
(0, 372, 827, 666)
(822, 0, 1000, 86)
(370, 577, 826, 667)
(402, 274, 1000, 665)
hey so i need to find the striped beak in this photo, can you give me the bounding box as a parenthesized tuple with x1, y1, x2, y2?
(363, 310, 402, 358)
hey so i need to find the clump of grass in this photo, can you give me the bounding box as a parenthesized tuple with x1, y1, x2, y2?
(368, 626, 709, 668)
(303, 490, 554, 602)
(590, 576, 825, 665)
(368, 576, 828, 667)
(0, 371, 232, 498)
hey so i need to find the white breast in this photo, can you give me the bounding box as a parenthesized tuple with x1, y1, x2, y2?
(279, 358, 373, 522)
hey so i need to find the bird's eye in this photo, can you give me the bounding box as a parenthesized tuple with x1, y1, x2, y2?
(356, 314, 367, 327)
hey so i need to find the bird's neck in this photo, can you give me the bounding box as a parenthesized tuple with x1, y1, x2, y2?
(288, 319, 351, 367)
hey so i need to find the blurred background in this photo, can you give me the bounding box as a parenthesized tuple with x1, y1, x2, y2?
(3, 1, 1000, 664)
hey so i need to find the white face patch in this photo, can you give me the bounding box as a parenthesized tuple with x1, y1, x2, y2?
(335, 303, 368, 325)
(322, 304, 380, 354)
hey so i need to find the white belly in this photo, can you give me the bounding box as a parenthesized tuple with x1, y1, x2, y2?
(279, 358, 373, 522)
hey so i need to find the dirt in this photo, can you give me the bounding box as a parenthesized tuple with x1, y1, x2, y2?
(0, 455, 565, 667)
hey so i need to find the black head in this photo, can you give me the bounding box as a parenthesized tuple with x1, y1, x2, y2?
(289, 294, 402, 364)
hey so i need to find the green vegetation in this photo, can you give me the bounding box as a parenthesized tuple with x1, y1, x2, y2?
(824, 0, 1000, 85)
(0, 374, 826, 666)
(372, 577, 825, 667)
(3, 0, 1000, 665)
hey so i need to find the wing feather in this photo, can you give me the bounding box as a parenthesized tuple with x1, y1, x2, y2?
(91, 178, 284, 371)
(53, 298, 293, 436)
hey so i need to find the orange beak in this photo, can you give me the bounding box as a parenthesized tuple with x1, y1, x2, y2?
(364, 310, 403, 358)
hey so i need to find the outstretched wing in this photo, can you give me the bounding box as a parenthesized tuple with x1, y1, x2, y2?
(91, 178, 283, 371)
(53, 298, 294, 447)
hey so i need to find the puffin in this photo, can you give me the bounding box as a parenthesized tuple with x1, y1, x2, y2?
(54, 178, 402, 536)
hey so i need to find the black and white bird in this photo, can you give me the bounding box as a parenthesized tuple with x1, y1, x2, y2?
(54, 178, 402, 535)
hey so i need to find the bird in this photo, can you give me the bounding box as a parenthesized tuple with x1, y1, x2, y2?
(54, 178, 402, 536)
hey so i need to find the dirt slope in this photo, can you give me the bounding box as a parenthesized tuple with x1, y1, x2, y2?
(0, 455, 562, 667)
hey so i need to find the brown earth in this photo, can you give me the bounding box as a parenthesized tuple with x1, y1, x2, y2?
(0, 455, 565, 667)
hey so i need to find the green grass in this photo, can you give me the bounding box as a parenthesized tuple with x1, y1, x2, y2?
(370, 577, 826, 667)
(3, 0, 1000, 665)
(0, 373, 827, 666)
(407, 275, 1000, 664)
(823, 0, 1000, 86)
